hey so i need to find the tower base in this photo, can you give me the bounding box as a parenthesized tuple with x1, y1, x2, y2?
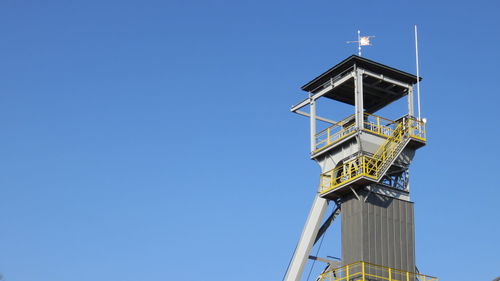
(341, 189, 416, 273)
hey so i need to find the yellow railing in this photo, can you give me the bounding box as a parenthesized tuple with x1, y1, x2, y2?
(319, 117, 426, 194)
(366, 121, 406, 170)
(407, 117, 426, 141)
(314, 113, 419, 153)
(320, 155, 377, 192)
(319, 261, 438, 281)
(315, 114, 356, 152)
(363, 113, 399, 138)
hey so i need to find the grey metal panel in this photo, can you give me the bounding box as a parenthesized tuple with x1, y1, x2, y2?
(387, 198, 393, 275)
(341, 191, 416, 272)
(368, 201, 375, 265)
(395, 200, 401, 270)
(409, 204, 416, 271)
(381, 201, 388, 267)
(315, 137, 360, 172)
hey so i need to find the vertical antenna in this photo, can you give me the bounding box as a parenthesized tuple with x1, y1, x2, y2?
(414, 25, 421, 120)
(357, 30, 361, 56)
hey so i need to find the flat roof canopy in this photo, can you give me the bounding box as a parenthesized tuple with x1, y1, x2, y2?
(301, 55, 421, 113)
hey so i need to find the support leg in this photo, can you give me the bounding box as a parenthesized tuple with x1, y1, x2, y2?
(284, 194, 328, 281)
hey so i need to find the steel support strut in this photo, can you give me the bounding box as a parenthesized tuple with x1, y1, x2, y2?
(283, 194, 328, 281)
(354, 68, 364, 130)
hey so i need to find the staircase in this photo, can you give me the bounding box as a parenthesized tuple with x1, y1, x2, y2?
(320, 118, 420, 194)
(365, 120, 410, 179)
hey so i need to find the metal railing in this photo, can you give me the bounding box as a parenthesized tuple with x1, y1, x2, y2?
(319, 117, 426, 194)
(319, 261, 438, 281)
(315, 114, 356, 152)
(407, 117, 426, 141)
(320, 155, 377, 192)
(314, 114, 426, 153)
(365, 120, 406, 173)
(363, 113, 399, 138)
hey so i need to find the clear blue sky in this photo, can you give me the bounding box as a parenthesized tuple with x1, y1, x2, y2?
(0, 1, 498, 281)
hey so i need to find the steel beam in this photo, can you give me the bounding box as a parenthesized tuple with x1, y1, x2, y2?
(283, 194, 329, 281)
(308, 255, 341, 267)
(354, 68, 364, 130)
(291, 98, 311, 113)
(310, 73, 354, 100)
(310, 99, 316, 153)
(295, 110, 338, 125)
(290, 71, 355, 114)
(408, 87, 415, 117)
(362, 69, 412, 89)
(314, 206, 341, 244)
(363, 82, 400, 97)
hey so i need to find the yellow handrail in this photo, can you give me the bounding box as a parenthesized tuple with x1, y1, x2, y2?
(319, 117, 426, 194)
(364, 121, 406, 178)
(315, 113, 399, 152)
(319, 261, 438, 281)
(363, 112, 398, 138)
(315, 114, 356, 152)
(315, 113, 426, 153)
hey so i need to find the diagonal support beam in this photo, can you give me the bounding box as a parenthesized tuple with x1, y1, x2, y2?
(314, 206, 341, 244)
(284, 194, 328, 281)
(308, 255, 341, 267)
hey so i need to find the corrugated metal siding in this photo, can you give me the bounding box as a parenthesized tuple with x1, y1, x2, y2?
(341, 191, 416, 273)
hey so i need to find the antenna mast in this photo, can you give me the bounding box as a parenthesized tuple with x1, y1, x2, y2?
(414, 25, 421, 120)
(357, 30, 361, 56)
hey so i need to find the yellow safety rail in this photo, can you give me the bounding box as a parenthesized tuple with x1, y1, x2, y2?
(320, 117, 426, 194)
(407, 117, 426, 141)
(315, 114, 356, 152)
(363, 113, 398, 138)
(319, 261, 438, 281)
(320, 155, 377, 192)
(365, 120, 406, 175)
(315, 113, 410, 153)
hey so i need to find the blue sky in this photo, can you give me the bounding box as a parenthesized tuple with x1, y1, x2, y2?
(0, 0, 499, 281)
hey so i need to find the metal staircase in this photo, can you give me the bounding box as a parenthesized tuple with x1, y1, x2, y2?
(366, 120, 410, 179)
(320, 117, 423, 194)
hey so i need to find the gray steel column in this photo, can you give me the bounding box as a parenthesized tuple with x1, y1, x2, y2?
(408, 87, 415, 117)
(284, 193, 328, 281)
(354, 68, 364, 130)
(309, 98, 316, 153)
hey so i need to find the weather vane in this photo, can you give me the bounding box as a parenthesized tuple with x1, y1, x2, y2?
(347, 30, 375, 56)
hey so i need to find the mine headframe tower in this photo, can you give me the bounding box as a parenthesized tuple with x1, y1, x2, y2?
(285, 55, 437, 281)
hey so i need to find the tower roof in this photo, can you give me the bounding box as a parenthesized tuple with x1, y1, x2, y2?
(301, 55, 421, 113)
